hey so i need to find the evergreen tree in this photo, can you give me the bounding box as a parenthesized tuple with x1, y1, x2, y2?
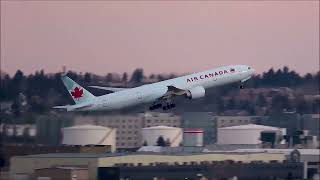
(130, 68, 144, 83)
(271, 94, 291, 114)
(226, 98, 235, 109)
(9, 70, 25, 98)
(11, 98, 21, 116)
(84, 72, 91, 83)
(262, 68, 275, 86)
(312, 99, 320, 113)
(156, 136, 166, 147)
(165, 138, 171, 147)
(256, 94, 267, 107)
(143, 141, 148, 146)
(149, 74, 156, 79)
(105, 73, 113, 83)
(216, 97, 225, 114)
(122, 72, 128, 82)
(304, 73, 313, 81)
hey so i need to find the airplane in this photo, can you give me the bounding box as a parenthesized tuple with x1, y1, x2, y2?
(53, 65, 255, 112)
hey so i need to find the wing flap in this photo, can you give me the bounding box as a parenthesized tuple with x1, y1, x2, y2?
(159, 85, 188, 100)
(53, 105, 71, 109)
(167, 85, 187, 95)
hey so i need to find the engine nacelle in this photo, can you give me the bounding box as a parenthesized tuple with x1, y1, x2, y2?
(186, 86, 205, 99)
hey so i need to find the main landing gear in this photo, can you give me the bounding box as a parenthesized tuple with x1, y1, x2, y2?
(149, 104, 162, 111)
(162, 103, 175, 111)
(149, 101, 176, 111)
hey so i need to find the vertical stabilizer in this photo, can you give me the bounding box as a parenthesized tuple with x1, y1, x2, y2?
(61, 75, 95, 104)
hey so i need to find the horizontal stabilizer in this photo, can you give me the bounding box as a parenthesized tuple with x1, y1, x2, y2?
(53, 105, 71, 109)
(53, 103, 93, 111)
(89, 86, 127, 92)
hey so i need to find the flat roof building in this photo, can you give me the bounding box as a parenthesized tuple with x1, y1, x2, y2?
(10, 151, 286, 179)
(182, 112, 265, 144)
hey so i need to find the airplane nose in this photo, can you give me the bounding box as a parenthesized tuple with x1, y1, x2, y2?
(250, 68, 255, 75)
(245, 66, 255, 75)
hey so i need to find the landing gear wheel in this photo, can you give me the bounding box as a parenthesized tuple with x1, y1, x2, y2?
(149, 104, 163, 111)
(240, 85, 244, 89)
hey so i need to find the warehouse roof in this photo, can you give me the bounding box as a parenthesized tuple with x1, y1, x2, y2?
(16, 149, 284, 159)
(219, 124, 279, 131)
(232, 148, 320, 155)
(18, 153, 125, 158)
(62, 124, 111, 130)
(142, 126, 180, 130)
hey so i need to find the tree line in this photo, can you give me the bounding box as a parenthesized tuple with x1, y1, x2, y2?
(0, 66, 319, 115)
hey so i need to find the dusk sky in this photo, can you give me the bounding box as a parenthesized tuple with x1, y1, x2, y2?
(1, 1, 319, 76)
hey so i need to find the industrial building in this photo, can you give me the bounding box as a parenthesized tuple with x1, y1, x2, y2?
(36, 114, 73, 145)
(1, 144, 112, 168)
(183, 128, 204, 147)
(137, 148, 320, 179)
(217, 124, 284, 145)
(34, 166, 88, 180)
(10, 151, 287, 179)
(62, 125, 116, 152)
(215, 148, 320, 180)
(182, 112, 216, 144)
(258, 112, 302, 136)
(0, 124, 36, 137)
(142, 126, 182, 147)
(182, 112, 266, 144)
(105, 161, 302, 180)
(142, 112, 181, 128)
(301, 114, 320, 137)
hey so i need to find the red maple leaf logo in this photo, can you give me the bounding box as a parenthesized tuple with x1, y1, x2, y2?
(70, 87, 83, 100)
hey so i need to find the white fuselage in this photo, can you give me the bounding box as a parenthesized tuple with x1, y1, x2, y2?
(70, 65, 254, 111)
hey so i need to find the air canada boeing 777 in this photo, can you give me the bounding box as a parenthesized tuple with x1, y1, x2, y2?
(54, 65, 255, 112)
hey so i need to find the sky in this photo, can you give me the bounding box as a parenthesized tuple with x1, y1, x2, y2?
(1, 1, 319, 76)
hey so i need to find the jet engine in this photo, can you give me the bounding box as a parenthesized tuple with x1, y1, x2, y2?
(186, 86, 205, 99)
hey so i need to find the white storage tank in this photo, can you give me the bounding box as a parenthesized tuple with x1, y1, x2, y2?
(183, 128, 203, 147)
(142, 126, 182, 147)
(217, 124, 281, 145)
(62, 125, 116, 151)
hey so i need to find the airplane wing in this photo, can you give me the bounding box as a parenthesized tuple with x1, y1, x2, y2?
(149, 85, 190, 110)
(89, 86, 128, 92)
(150, 85, 207, 111)
(162, 85, 188, 98)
